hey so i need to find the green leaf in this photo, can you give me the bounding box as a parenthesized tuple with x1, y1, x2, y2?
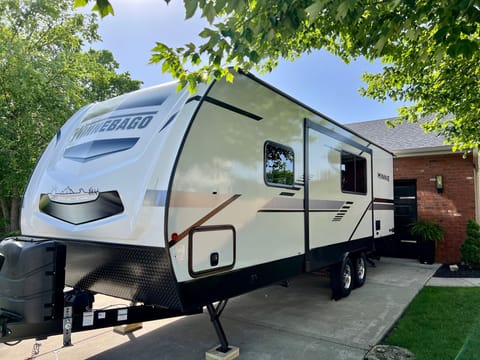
(220, 28, 234, 38)
(162, 59, 170, 73)
(269, 15, 279, 26)
(92, 0, 114, 17)
(214, 0, 228, 14)
(191, 53, 201, 65)
(74, 0, 89, 7)
(336, 0, 352, 20)
(199, 27, 216, 39)
(452, 39, 478, 58)
(225, 71, 235, 83)
(184, 0, 198, 19)
(249, 50, 260, 62)
(243, 27, 253, 42)
(203, 2, 216, 23)
(267, 28, 275, 41)
(433, 26, 449, 43)
(374, 36, 387, 55)
(305, 1, 327, 23)
(457, 39, 478, 59)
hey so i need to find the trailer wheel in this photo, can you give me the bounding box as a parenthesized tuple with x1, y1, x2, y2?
(331, 257, 353, 300)
(353, 253, 367, 288)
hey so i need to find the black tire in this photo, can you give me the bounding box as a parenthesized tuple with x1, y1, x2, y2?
(331, 257, 354, 300)
(353, 252, 367, 288)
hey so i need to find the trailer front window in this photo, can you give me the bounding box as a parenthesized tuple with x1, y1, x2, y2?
(264, 142, 294, 187)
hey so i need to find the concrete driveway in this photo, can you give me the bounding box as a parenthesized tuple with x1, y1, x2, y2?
(0, 258, 438, 360)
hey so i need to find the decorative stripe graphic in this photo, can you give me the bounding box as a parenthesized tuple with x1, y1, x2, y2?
(258, 198, 347, 214)
(144, 190, 234, 208)
(143, 189, 168, 207)
(332, 201, 354, 222)
(373, 198, 394, 203)
(258, 197, 303, 212)
(367, 199, 395, 211)
(174, 194, 242, 243)
(373, 203, 395, 211)
(185, 94, 262, 120)
(159, 112, 178, 132)
(310, 199, 345, 211)
(348, 201, 372, 241)
(203, 96, 263, 121)
(64, 138, 139, 162)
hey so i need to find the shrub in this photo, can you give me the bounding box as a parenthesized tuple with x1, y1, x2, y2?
(460, 219, 480, 268)
(410, 219, 444, 242)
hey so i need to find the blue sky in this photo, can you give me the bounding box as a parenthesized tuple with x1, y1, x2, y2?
(89, 0, 404, 124)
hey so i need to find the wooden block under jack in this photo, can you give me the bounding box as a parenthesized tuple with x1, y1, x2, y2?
(205, 345, 240, 360)
(113, 322, 143, 334)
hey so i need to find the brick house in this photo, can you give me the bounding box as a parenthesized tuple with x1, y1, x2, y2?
(348, 117, 478, 264)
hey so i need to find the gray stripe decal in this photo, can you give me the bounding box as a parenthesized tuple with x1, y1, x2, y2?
(159, 112, 178, 132)
(259, 198, 344, 212)
(373, 203, 395, 211)
(143, 190, 167, 207)
(64, 138, 139, 162)
(261, 197, 303, 211)
(310, 199, 344, 210)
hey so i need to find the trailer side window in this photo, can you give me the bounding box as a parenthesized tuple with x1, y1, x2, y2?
(341, 152, 367, 194)
(265, 142, 294, 187)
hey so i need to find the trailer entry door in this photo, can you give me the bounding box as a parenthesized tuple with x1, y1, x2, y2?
(304, 119, 373, 270)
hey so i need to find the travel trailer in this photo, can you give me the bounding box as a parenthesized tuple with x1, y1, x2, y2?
(0, 70, 394, 353)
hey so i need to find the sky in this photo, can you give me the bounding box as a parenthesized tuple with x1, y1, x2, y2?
(87, 0, 404, 124)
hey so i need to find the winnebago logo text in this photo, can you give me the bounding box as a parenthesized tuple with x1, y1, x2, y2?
(70, 111, 157, 142)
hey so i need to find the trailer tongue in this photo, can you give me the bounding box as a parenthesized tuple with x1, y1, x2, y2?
(0, 237, 202, 346)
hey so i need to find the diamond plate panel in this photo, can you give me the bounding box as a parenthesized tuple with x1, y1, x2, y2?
(64, 241, 183, 310)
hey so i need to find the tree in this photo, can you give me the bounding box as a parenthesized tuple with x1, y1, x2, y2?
(0, 0, 141, 234)
(81, 0, 480, 152)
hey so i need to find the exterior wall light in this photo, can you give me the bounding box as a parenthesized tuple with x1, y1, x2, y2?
(435, 175, 443, 193)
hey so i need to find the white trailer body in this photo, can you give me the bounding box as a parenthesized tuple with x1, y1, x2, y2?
(15, 70, 393, 314)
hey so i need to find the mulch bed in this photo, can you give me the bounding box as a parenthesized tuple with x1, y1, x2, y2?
(433, 264, 480, 278)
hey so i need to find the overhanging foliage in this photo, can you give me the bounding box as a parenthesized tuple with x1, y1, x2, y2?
(80, 0, 480, 152)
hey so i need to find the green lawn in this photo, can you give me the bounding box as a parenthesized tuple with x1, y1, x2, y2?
(383, 286, 480, 360)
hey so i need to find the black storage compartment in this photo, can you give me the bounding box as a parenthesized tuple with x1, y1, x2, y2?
(0, 237, 66, 324)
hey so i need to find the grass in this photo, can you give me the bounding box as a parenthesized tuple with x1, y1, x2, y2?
(383, 286, 480, 360)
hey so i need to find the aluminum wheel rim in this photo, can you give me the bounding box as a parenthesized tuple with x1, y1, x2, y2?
(357, 258, 366, 281)
(343, 264, 352, 289)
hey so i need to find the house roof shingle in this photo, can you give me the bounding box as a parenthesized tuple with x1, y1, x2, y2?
(347, 115, 447, 153)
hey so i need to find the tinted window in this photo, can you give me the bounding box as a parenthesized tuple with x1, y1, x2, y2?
(341, 152, 367, 194)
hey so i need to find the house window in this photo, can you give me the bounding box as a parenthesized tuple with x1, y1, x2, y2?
(265, 142, 294, 187)
(341, 152, 367, 194)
